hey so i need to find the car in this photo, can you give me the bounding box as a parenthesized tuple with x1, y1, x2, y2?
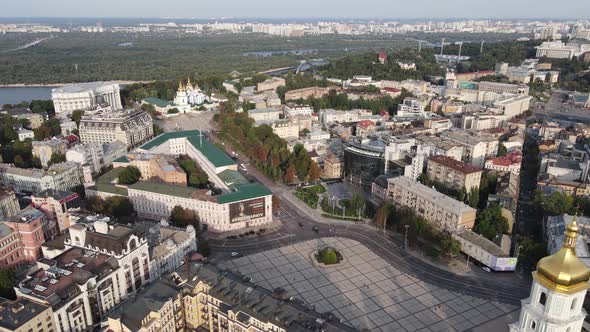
(231, 252, 241, 257)
(239, 163, 247, 171)
(298, 221, 304, 227)
(482, 267, 492, 273)
(312, 226, 320, 233)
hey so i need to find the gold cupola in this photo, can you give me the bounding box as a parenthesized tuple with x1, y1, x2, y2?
(534, 218, 590, 294)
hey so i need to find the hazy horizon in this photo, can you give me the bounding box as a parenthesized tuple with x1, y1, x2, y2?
(2, 0, 589, 20)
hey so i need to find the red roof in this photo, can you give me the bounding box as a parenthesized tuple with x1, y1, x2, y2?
(429, 155, 482, 174)
(488, 151, 522, 167)
(381, 87, 402, 93)
(378, 52, 387, 58)
(357, 120, 375, 129)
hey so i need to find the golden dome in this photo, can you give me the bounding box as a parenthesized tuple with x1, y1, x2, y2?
(534, 219, 590, 294)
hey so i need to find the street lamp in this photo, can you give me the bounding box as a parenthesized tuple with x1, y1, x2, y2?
(404, 225, 410, 249)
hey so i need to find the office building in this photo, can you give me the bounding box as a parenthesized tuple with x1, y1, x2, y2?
(248, 108, 283, 122)
(387, 176, 477, 232)
(323, 154, 343, 179)
(51, 82, 122, 116)
(427, 155, 483, 191)
(79, 107, 154, 149)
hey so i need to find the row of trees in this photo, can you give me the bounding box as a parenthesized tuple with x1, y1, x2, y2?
(215, 102, 320, 184)
(178, 157, 209, 188)
(86, 195, 135, 221)
(374, 203, 461, 257)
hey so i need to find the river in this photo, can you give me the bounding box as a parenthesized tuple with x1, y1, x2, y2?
(0, 86, 54, 105)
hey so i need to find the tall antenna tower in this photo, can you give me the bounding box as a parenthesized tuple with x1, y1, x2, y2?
(480, 40, 485, 54)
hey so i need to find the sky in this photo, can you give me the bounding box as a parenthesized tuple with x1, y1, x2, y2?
(2, 0, 589, 19)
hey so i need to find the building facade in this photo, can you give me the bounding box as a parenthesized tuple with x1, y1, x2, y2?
(427, 155, 483, 191)
(387, 176, 477, 232)
(32, 139, 68, 168)
(31, 189, 81, 233)
(51, 82, 122, 116)
(79, 107, 154, 149)
(0, 162, 82, 194)
(0, 297, 55, 332)
(0, 187, 19, 220)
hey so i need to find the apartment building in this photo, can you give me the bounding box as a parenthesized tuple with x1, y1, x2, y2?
(441, 131, 499, 168)
(323, 154, 343, 179)
(106, 263, 356, 332)
(79, 107, 154, 149)
(485, 151, 522, 175)
(387, 176, 477, 231)
(0, 187, 19, 220)
(284, 87, 331, 101)
(0, 162, 82, 194)
(427, 155, 483, 191)
(3, 206, 56, 255)
(247, 108, 283, 122)
(0, 297, 55, 332)
(283, 103, 314, 117)
(31, 189, 81, 233)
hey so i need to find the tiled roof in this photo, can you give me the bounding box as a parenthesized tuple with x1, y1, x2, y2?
(429, 155, 482, 174)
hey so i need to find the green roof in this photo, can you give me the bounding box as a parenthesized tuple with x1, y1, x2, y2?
(217, 183, 272, 204)
(113, 156, 130, 163)
(139, 130, 236, 168)
(128, 181, 197, 199)
(88, 184, 128, 196)
(144, 97, 173, 108)
(217, 169, 249, 188)
(97, 167, 125, 184)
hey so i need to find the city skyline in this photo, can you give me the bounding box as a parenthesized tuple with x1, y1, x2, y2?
(2, 0, 590, 19)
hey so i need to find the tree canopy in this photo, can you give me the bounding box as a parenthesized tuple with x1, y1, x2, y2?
(117, 166, 142, 185)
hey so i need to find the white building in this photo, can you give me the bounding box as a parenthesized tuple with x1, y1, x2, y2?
(283, 104, 314, 117)
(493, 95, 532, 120)
(51, 82, 122, 116)
(510, 220, 589, 332)
(397, 98, 425, 118)
(535, 41, 590, 59)
(441, 131, 499, 168)
(17, 129, 34, 141)
(60, 120, 77, 136)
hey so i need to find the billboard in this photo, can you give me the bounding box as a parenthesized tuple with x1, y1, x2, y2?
(229, 198, 266, 223)
(490, 256, 518, 272)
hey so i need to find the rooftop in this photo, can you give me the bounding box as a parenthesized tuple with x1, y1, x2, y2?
(217, 183, 272, 204)
(5, 206, 44, 224)
(389, 176, 476, 214)
(217, 169, 250, 188)
(456, 229, 506, 256)
(33, 189, 77, 201)
(0, 297, 51, 331)
(128, 181, 201, 199)
(429, 155, 482, 174)
(18, 247, 118, 308)
(139, 130, 236, 168)
(52, 81, 118, 94)
(175, 264, 356, 332)
(143, 97, 173, 108)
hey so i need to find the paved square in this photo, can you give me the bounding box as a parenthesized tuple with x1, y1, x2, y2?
(217, 238, 517, 331)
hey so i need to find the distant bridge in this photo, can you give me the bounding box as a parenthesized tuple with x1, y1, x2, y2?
(258, 59, 330, 76)
(0, 37, 52, 53)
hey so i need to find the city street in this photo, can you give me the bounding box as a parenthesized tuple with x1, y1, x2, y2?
(207, 150, 532, 307)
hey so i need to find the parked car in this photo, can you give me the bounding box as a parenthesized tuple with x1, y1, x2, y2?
(482, 266, 492, 273)
(231, 252, 241, 258)
(312, 226, 320, 233)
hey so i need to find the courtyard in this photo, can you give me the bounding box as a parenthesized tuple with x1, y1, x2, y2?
(217, 238, 518, 331)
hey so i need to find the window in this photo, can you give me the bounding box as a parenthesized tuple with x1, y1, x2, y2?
(531, 321, 536, 330)
(539, 292, 547, 306)
(571, 299, 577, 310)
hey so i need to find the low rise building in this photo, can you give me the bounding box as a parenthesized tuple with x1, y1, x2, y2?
(59, 121, 77, 136)
(1, 207, 51, 264)
(452, 229, 516, 271)
(440, 131, 499, 168)
(0, 187, 19, 220)
(283, 103, 313, 117)
(115, 153, 188, 185)
(427, 155, 483, 191)
(17, 129, 34, 141)
(485, 151, 522, 174)
(387, 176, 477, 231)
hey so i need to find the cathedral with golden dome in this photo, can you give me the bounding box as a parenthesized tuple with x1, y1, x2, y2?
(510, 218, 590, 332)
(173, 77, 206, 111)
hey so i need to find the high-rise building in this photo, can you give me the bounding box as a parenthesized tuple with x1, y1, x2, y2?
(510, 219, 590, 332)
(51, 82, 122, 116)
